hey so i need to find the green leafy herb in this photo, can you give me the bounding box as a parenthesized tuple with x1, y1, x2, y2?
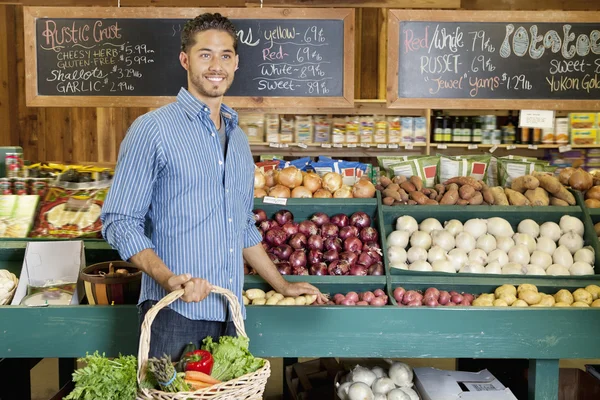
(64, 351, 138, 400)
(201, 336, 264, 382)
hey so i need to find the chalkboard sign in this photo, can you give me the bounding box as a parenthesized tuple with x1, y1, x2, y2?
(24, 7, 355, 108)
(388, 10, 600, 110)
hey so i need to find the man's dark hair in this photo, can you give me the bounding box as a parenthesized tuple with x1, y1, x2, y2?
(181, 13, 238, 53)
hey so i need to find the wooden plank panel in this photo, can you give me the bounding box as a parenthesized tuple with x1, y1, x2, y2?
(246, 0, 460, 8)
(0, 5, 18, 147)
(43, 108, 70, 162)
(462, 0, 600, 11)
(0, 0, 244, 5)
(96, 108, 126, 163)
(0, 0, 459, 6)
(377, 8, 387, 100)
(70, 108, 98, 163)
(359, 8, 378, 99)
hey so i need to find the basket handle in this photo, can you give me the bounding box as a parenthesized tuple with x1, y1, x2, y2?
(137, 285, 247, 385)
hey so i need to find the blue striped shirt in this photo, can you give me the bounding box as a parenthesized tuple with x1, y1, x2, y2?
(101, 88, 261, 321)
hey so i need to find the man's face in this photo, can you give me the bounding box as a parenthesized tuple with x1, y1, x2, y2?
(180, 29, 239, 99)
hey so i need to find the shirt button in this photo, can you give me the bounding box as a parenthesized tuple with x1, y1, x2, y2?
(211, 133, 215, 137)
(219, 160, 223, 165)
(226, 189, 229, 193)
(229, 279, 233, 283)
(229, 248, 233, 253)
(228, 218, 232, 223)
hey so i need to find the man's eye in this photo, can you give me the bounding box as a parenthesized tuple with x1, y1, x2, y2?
(200, 54, 210, 59)
(222, 55, 231, 59)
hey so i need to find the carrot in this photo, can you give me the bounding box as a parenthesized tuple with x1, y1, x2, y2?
(185, 379, 214, 390)
(185, 370, 222, 385)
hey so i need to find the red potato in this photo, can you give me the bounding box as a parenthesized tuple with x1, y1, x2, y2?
(402, 290, 423, 305)
(446, 302, 457, 307)
(423, 298, 439, 307)
(373, 289, 386, 297)
(333, 293, 345, 305)
(424, 287, 440, 301)
(406, 300, 422, 307)
(463, 293, 475, 303)
(356, 301, 369, 306)
(438, 291, 451, 305)
(393, 287, 406, 304)
(346, 291, 359, 303)
(360, 291, 375, 303)
(370, 297, 387, 307)
(341, 299, 356, 306)
(450, 293, 464, 304)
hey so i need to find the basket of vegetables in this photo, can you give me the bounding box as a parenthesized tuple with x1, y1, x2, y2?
(136, 285, 271, 400)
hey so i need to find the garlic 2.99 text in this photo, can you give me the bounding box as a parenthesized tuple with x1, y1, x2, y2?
(41, 20, 122, 52)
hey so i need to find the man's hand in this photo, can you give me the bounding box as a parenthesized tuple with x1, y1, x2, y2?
(278, 281, 328, 304)
(166, 274, 212, 303)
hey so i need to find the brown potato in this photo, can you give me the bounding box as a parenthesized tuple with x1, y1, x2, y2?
(382, 189, 401, 202)
(505, 188, 531, 206)
(386, 183, 401, 193)
(490, 187, 509, 206)
(524, 188, 550, 206)
(398, 188, 409, 202)
(468, 191, 483, 205)
(585, 199, 600, 208)
(409, 176, 424, 191)
(401, 181, 417, 193)
(550, 197, 569, 206)
(459, 184, 476, 200)
(425, 199, 439, 205)
(457, 199, 469, 205)
(379, 175, 393, 188)
(440, 189, 459, 205)
(392, 175, 407, 185)
(511, 175, 540, 193)
(407, 200, 418, 205)
(435, 184, 446, 196)
(383, 196, 395, 206)
(410, 191, 429, 205)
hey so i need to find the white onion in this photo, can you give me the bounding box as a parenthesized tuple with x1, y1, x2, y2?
(410, 231, 432, 250)
(559, 215, 584, 237)
(496, 236, 515, 253)
(420, 218, 443, 233)
(409, 261, 432, 272)
(431, 230, 455, 252)
(372, 377, 395, 396)
(508, 244, 530, 265)
(502, 263, 526, 275)
(513, 233, 536, 254)
(518, 219, 540, 238)
(444, 219, 463, 236)
(428, 246, 447, 263)
(455, 232, 476, 252)
(487, 217, 514, 237)
(348, 382, 374, 400)
(407, 247, 428, 263)
(396, 216, 418, 234)
(485, 262, 502, 274)
(540, 221, 562, 242)
(387, 246, 407, 265)
(390, 263, 409, 270)
(530, 251, 553, 269)
(525, 264, 547, 275)
(476, 234, 497, 254)
(574, 248, 595, 265)
(447, 249, 468, 271)
(536, 236, 557, 255)
(468, 249, 487, 265)
(487, 249, 509, 266)
(350, 366, 377, 386)
(463, 219, 488, 239)
(432, 260, 456, 273)
(387, 231, 410, 249)
(558, 232, 584, 254)
(459, 263, 485, 274)
(570, 262, 595, 276)
(552, 245, 573, 268)
(546, 264, 570, 276)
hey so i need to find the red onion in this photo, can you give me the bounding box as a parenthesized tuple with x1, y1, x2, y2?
(360, 291, 375, 303)
(344, 236, 363, 253)
(330, 214, 350, 228)
(267, 253, 279, 263)
(276, 262, 292, 275)
(438, 291, 451, 305)
(463, 293, 475, 303)
(261, 242, 270, 252)
(272, 244, 293, 260)
(328, 260, 350, 275)
(253, 209, 267, 224)
(357, 251, 375, 267)
(360, 227, 379, 243)
(346, 292, 359, 302)
(323, 249, 339, 262)
(370, 297, 387, 307)
(350, 212, 371, 229)
(367, 249, 382, 263)
(260, 220, 278, 232)
(362, 241, 381, 252)
(289, 233, 307, 250)
(424, 287, 440, 300)
(424, 298, 439, 307)
(402, 290, 423, 305)
(274, 210, 294, 225)
(393, 287, 406, 303)
(334, 294, 345, 304)
(293, 266, 309, 276)
(307, 235, 324, 250)
(310, 212, 330, 227)
(450, 293, 463, 304)
(309, 262, 329, 275)
(324, 237, 343, 252)
(350, 264, 368, 276)
(298, 220, 318, 236)
(289, 250, 307, 268)
(321, 223, 339, 238)
(368, 262, 384, 275)
(281, 221, 299, 237)
(308, 249, 323, 265)
(265, 228, 287, 246)
(339, 226, 359, 240)
(339, 251, 358, 266)
(374, 289, 386, 297)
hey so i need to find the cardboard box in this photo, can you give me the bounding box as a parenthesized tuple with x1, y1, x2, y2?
(414, 368, 518, 400)
(11, 241, 85, 305)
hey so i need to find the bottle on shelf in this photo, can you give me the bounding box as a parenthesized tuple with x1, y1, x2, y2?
(472, 116, 482, 143)
(502, 111, 516, 144)
(442, 113, 452, 143)
(462, 116, 473, 143)
(533, 128, 542, 145)
(452, 116, 462, 143)
(433, 110, 443, 143)
(521, 126, 531, 144)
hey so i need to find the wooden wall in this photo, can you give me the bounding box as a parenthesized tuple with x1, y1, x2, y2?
(1, 0, 600, 164)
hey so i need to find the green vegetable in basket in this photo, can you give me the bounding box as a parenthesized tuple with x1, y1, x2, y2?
(201, 335, 264, 382)
(64, 351, 137, 400)
(147, 354, 189, 392)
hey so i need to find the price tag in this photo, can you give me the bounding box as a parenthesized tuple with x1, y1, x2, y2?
(436, 144, 448, 149)
(360, 143, 371, 148)
(280, 143, 289, 148)
(297, 143, 308, 149)
(468, 144, 478, 150)
(405, 144, 414, 150)
(377, 144, 388, 149)
(528, 144, 538, 150)
(263, 196, 287, 205)
(489, 145, 499, 153)
(559, 145, 572, 153)
(507, 145, 517, 150)
(388, 144, 399, 149)
(269, 142, 280, 148)
(321, 143, 332, 148)
(333, 143, 343, 148)
(347, 143, 357, 148)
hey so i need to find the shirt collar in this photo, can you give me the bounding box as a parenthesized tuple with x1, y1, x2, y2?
(177, 88, 238, 125)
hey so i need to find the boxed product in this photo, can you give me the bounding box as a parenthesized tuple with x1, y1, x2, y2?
(414, 368, 518, 400)
(555, 118, 569, 144)
(295, 115, 313, 144)
(360, 116, 375, 144)
(265, 113, 280, 143)
(571, 129, 597, 145)
(569, 113, 596, 129)
(401, 117, 414, 143)
(313, 116, 331, 143)
(345, 116, 359, 144)
(332, 117, 347, 144)
(387, 116, 401, 144)
(414, 117, 427, 143)
(238, 113, 265, 143)
(280, 116, 295, 143)
(374, 116, 388, 144)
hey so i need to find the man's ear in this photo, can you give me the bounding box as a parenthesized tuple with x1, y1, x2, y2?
(235, 54, 239, 71)
(179, 51, 189, 71)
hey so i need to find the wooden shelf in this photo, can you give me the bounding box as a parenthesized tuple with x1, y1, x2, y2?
(250, 142, 427, 156)
(431, 144, 596, 150)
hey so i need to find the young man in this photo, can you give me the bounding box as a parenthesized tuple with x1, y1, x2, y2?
(101, 13, 326, 359)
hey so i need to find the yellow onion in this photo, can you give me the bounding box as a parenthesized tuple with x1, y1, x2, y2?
(254, 169, 266, 189)
(352, 178, 376, 198)
(264, 169, 277, 188)
(277, 166, 303, 188)
(292, 186, 313, 198)
(313, 188, 333, 198)
(303, 172, 322, 193)
(322, 172, 343, 192)
(254, 188, 267, 198)
(333, 186, 353, 198)
(269, 185, 291, 198)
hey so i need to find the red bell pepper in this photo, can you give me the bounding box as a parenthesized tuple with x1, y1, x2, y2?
(183, 349, 214, 375)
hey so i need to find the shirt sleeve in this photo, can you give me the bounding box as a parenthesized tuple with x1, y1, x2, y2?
(101, 115, 165, 261)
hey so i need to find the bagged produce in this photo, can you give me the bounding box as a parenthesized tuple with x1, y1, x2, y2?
(437, 154, 491, 184)
(498, 156, 554, 186)
(387, 156, 440, 188)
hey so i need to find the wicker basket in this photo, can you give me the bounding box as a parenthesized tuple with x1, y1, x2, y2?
(0, 271, 18, 306)
(136, 286, 271, 400)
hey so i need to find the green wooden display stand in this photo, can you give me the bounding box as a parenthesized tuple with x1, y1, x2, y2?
(2, 193, 600, 400)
